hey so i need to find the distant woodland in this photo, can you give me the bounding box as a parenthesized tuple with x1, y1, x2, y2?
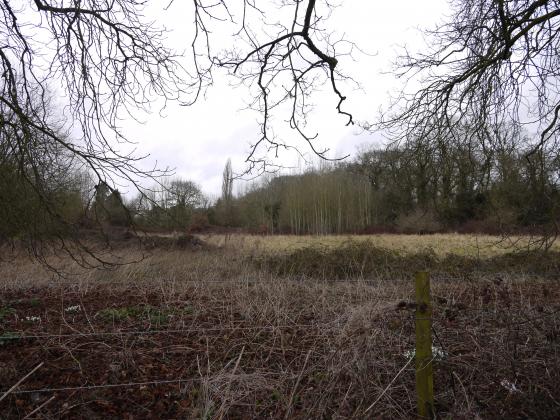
(212, 127, 558, 235)
(3, 123, 558, 240)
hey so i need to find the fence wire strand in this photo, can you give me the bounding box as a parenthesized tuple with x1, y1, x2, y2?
(0, 323, 332, 341)
(2, 370, 294, 396)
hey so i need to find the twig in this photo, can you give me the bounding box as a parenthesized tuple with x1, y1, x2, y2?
(23, 395, 56, 419)
(0, 362, 44, 403)
(1, 323, 324, 340)
(453, 371, 472, 413)
(285, 349, 312, 419)
(364, 356, 414, 414)
(217, 345, 245, 420)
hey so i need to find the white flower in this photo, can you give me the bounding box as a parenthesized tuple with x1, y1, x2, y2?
(500, 379, 521, 393)
(64, 305, 81, 313)
(403, 349, 415, 359)
(25, 316, 41, 323)
(403, 346, 447, 361)
(432, 346, 447, 360)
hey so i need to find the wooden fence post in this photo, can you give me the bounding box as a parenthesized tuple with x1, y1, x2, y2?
(415, 271, 434, 419)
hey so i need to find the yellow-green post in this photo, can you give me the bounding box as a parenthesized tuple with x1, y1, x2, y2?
(415, 271, 434, 419)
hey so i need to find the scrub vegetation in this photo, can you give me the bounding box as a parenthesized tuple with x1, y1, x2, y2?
(1, 234, 559, 418)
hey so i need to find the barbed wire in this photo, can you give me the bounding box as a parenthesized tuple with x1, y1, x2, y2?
(8, 378, 195, 395)
(7, 277, 411, 284)
(0, 322, 334, 341)
(4, 372, 291, 395)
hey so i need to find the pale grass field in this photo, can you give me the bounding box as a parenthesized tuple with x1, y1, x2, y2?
(199, 233, 559, 257)
(1, 233, 556, 291)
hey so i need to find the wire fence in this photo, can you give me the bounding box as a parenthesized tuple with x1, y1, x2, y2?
(0, 321, 340, 400)
(2, 271, 557, 417)
(0, 322, 332, 341)
(8, 378, 197, 395)
(7, 372, 292, 395)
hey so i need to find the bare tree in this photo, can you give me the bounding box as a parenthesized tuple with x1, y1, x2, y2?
(0, 0, 196, 266)
(379, 0, 560, 245)
(381, 0, 560, 152)
(2, 0, 356, 185)
(168, 179, 204, 209)
(189, 0, 356, 172)
(0, 1, 358, 266)
(222, 159, 234, 202)
(220, 158, 235, 228)
(1, 1, 191, 182)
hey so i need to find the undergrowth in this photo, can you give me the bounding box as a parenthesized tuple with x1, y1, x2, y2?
(254, 240, 560, 279)
(1, 235, 559, 418)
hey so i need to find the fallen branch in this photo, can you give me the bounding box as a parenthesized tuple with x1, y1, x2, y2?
(364, 356, 414, 414)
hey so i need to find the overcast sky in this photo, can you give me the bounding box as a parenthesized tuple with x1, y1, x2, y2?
(118, 0, 449, 198)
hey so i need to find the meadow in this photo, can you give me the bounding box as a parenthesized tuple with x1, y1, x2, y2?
(201, 232, 560, 257)
(1, 233, 559, 418)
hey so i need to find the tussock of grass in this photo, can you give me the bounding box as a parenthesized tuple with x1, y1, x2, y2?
(95, 304, 191, 325)
(255, 240, 560, 279)
(144, 233, 207, 250)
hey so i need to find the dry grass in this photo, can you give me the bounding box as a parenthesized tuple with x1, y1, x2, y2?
(200, 233, 560, 258)
(0, 234, 559, 418)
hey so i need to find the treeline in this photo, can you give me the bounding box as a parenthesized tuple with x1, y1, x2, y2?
(4, 123, 558, 240)
(0, 147, 211, 241)
(128, 179, 209, 231)
(213, 126, 560, 235)
(0, 128, 94, 243)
